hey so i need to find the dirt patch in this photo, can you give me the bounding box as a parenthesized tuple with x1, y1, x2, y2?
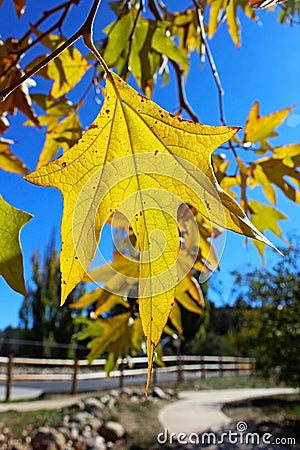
(113, 395, 171, 449)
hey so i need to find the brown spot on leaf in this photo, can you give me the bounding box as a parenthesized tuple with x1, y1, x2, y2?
(88, 123, 98, 130)
(154, 150, 158, 156)
(61, 162, 67, 168)
(204, 200, 211, 211)
(138, 93, 146, 102)
(105, 109, 110, 114)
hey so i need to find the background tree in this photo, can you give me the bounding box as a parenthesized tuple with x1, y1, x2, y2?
(190, 301, 241, 356)
(230, 236, 300, 387)
(19, 237, 85, 358)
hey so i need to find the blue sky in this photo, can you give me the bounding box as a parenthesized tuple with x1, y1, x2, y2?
(0, 1, 299, 329)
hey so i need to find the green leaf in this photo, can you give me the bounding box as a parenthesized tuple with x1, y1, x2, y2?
(103, 10, 136, 67)
(103, 14, 188, 93)
(152, 22, 189, 73)
(130, 17, 159, 94)
(278, 0, 300, 23)
(0, 195, 32, 295)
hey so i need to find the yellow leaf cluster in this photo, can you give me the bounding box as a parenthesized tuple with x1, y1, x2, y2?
(206, 0, 256, 47)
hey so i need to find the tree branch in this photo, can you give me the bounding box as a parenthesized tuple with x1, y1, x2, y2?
(0, 0, 78, 79)
(0, 0, 108, 102)
(170, 60, 199, 122)
(193, 0, 226, 126)
(148, 0, 162, 20)
(21, 2, 75, 55)
(80, 0, 109, 73)
(20, 0, 79, 44)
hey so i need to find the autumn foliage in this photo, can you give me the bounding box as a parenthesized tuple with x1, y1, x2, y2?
(0, 0, 299, 389)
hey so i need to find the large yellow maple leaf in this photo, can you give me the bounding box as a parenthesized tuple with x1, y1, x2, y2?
(25, 71, 275, 389)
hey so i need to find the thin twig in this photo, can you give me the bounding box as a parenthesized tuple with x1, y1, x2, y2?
(193, 0, 226, 126)
(81, 0, 109, 72)
(76, 62, 99, 107)
(23, 2, 74, 54)
(170, 61, 199, 122)
(0, 0, 108, 102)
(278, 3, 300, 25)
(20, 0, 79, 43)
(0, 34, 80, 101)
(0, 1, 76, 79)
(148, 0, 162, 20)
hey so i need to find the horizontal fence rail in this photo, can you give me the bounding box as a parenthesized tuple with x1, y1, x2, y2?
(0, 354, 255, 401)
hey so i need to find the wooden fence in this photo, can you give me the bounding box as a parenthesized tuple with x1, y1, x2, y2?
(0, 354, 255, 401)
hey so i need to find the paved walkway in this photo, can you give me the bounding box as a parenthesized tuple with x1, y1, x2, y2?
(0, 385, 43, 403)
(0, 394, 90, 412)
(0, 386, 296, 420)
(158, 388, 297, 435)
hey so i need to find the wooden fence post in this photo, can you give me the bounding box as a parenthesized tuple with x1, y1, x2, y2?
(6, 354, 13, 402)
(200, 356, 206, 378)
(219, 356, 223, 377)
(119, 359, 125, 390)
(251, 358, 256, 374)
(235, 357, 240, 376)
(71, 359, 79, 395)
(177, 354, 183, 382)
